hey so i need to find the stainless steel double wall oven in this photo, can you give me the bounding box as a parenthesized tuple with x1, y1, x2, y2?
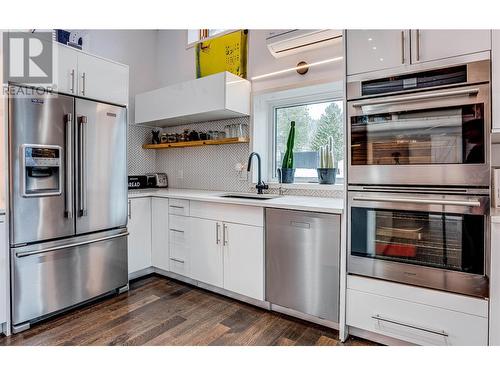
(347, 60, 491, 298)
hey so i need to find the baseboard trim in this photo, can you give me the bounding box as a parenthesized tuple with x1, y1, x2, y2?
(271, 303, 339, 330)
(347, 326, 412, 346)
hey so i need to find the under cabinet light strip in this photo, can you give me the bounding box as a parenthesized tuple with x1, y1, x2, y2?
(250, 56, 343, 81)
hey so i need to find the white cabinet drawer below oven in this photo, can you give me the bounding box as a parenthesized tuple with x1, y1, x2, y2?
(346, 288, 488, 346)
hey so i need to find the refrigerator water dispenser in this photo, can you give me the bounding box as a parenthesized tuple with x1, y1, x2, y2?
(22, 145, 62, 197)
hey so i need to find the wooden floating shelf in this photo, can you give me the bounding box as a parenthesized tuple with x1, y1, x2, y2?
(142, 137, 250, 149)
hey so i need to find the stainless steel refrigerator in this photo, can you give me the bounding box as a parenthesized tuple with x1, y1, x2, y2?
(8, 87, 128, 333)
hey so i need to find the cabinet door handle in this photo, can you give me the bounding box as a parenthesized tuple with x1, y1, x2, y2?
(223, 224, 228, 246)
(415, 29, 420, 62)
(371, 314, 448, 337)
(128, 200, 131, 219)
(401, 31, 405, 64)
(170, 228, 184, 233)
(170, 205, 184, 209)
(169, 257, 185, 264)
(70, 69, 75, 93)
(81, 72, 86, 95)
(216, 222, 220, 245)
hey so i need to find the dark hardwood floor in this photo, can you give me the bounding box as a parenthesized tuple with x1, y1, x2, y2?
(0, 275, 376, 346)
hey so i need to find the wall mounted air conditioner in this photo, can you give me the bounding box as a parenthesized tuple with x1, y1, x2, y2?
(266, 29, 342, 58)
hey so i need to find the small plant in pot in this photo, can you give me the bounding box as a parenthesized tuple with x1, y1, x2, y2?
(278, 121, 296, 184)
(317, 136, 337, 184)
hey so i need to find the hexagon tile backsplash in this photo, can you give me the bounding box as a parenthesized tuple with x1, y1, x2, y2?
(128, 117, 343, 198)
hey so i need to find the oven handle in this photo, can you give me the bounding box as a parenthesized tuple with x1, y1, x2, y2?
(352, 196, 481, 207)
(352, 88, 480, 108)
(372, 314, 448, 337)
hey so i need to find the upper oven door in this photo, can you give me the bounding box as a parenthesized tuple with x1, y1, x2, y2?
(348, 83, 490, 187)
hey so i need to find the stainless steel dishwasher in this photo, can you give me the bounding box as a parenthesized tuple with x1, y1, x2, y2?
(265, 208, 341, 323)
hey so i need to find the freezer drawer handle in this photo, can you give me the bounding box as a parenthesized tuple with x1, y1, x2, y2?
(352, 88, 479, 108)
(15, 232, 129, 258)
(78, 115, 88, 216)
(65, 113, 73, 219)
(371, 314, 448, 337)
(352, 196, 481, 207)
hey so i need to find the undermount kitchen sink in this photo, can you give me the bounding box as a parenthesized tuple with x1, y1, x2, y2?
(220, 193, 281, 200)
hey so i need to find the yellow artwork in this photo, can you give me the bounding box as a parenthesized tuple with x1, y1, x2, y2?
(196, 30, 248, 79)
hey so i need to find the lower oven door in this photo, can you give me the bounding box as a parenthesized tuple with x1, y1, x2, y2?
(11, 228, 128, 327)
(348, 190, 489, 298)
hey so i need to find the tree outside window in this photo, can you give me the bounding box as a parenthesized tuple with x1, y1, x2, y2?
(274, 100, 344, 182)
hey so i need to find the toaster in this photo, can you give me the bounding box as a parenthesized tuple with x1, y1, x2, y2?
(146, 173, 168, 188)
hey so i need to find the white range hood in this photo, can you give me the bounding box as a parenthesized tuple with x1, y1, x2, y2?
(135, 72, 251, 127)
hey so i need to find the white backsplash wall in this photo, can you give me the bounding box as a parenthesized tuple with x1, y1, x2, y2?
(128, 117, 343, 198)
(155, 117, 251, 191)
(128, 125, 157, 175)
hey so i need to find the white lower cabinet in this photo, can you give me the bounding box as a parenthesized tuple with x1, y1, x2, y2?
(169, 214, 190, 276)
(189, 217, 223, 288)
(127, 198, 152, 275)
(151, 198, 169, 271)
(223, 223, 264, 300)
(490, 218, 500, 345)
(346, 276, 488, 346)
(0, 215, 6, 327)
(189, 217, 264, 300)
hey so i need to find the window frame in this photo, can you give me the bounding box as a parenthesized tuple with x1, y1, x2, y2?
(259, 85, 344, 185)
(271, 98, 345, 184)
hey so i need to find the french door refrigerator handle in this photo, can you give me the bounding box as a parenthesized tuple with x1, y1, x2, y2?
(78, 115, 88, 216)
(15, 232, 129, 258)
(65, 113, 73, 219)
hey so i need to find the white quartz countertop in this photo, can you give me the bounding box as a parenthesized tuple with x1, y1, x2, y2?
(128, 188, 344, 214)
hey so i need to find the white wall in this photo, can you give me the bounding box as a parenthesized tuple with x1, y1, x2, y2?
(154, 29, 345, 93)
(156, 30, 195, 87)
(82, 30, 158, 123)
(248, 30, 344, 93)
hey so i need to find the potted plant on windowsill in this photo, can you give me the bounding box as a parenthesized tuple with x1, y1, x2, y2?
(279, 121, 296, 184)
(317, 136, 337, 184)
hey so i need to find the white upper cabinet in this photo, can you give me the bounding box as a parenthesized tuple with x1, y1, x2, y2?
(54, 43, 78, 96)
(347, 30, 409, 75)
(411, 30, 491, 64)
(77, 52, 129, 105)
(135, 72, 250, 127)
(347, 29, 491, 76)
(491, 30, 500, 132)
(54, 43, 129, 106)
